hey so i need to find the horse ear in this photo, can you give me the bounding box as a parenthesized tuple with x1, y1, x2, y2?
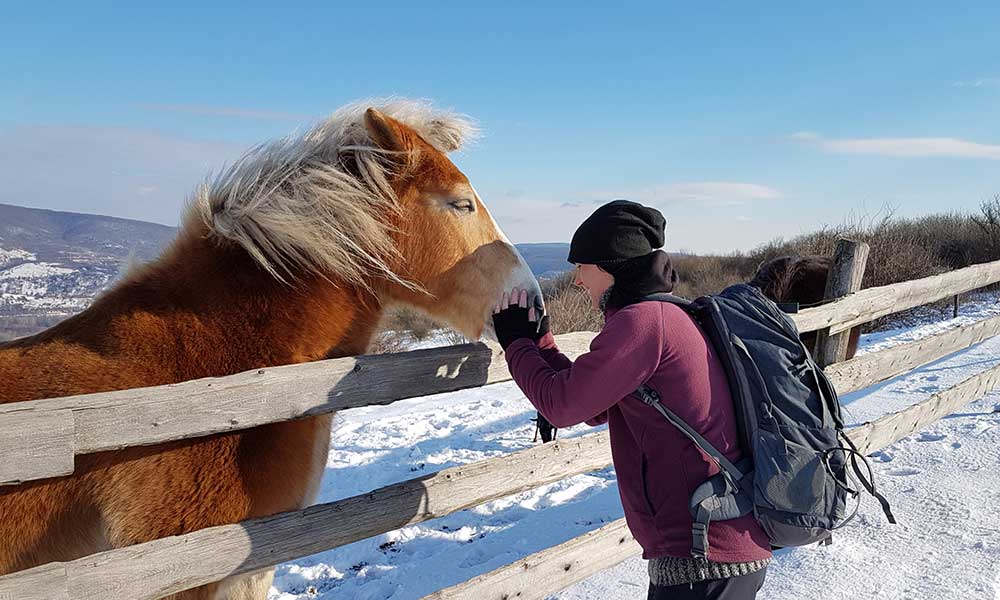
(364, 108, 408, 152)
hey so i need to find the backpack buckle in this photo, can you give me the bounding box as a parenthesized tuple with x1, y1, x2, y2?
(691, 522, 710, 559)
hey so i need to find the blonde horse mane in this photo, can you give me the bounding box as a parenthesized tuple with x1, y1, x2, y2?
(186, 98, 478, 288)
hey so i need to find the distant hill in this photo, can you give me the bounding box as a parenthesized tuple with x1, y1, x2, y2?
(0, 203, 569, 339)
(0, 202, 175, 264)
(0, 203, 178, 335)
(515, 243, 571, 279)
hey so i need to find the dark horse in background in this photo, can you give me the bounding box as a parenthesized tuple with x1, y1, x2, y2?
(750, 255, 862, 360)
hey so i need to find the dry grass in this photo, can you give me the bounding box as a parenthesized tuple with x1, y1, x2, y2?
(670, 253, 759, 299)
(540, 272, 605, 334)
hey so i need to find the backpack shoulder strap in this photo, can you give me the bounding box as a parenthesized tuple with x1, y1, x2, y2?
(636, 383, 752, 560)
(641, 292, 695, 308)
(635, 385, 747, 485)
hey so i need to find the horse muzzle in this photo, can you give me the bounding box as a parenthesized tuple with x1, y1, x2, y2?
(483, 246, 546, 342)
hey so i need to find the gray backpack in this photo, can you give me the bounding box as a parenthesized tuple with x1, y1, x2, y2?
(636, 283, 895, 558)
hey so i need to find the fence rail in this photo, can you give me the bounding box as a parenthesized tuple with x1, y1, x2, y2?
(791, 259, 1000, 334)
(824, 314, 1000, 395)
(0, 334, 593, 486)
(3, 256, 1000, 599)
(423, 519, 641, 600)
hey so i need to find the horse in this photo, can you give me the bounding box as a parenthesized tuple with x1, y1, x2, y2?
(749, 255, 861, 360)
(0, 99, 543, 599)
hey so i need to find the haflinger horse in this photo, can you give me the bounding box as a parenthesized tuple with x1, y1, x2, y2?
(0, 100, 542, 599)
(749, 255, 861, 360)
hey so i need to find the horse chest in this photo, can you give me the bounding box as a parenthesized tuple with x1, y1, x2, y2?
(238, 414, 333, 515)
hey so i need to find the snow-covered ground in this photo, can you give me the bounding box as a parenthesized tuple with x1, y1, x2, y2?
(268, 293, 1000, 600)
(0, 247, 36, 265)
(0, 245, 113, 315)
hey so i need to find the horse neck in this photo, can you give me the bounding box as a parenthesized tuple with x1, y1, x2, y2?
(91, 227, 385, 379)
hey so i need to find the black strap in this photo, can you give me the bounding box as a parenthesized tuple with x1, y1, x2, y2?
(641, 292, 694, 307)
(841, 433, 896, 524)
(691, 502, 712, 559)
(635, 385, 747, 488)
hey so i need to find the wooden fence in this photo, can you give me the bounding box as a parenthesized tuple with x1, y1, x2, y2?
(3, 248, 1000, 600)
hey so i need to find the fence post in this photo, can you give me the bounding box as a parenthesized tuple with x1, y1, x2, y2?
(814, 238, 870, 369)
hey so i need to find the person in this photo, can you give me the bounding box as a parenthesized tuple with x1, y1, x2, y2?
(492, 200, 771, 600)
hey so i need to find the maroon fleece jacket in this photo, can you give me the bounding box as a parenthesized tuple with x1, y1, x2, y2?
(504, 300, 772, 562)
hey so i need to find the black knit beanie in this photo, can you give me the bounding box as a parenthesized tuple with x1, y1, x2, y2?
(567, 200, 666, 265)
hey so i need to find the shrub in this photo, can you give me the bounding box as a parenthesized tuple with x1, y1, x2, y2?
(542, 272, 604, 333)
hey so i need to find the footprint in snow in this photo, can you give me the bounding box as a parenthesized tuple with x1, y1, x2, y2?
(886, 467, 922, 476)
(915, 432, 947, 442)
(869, 450, 893, 463)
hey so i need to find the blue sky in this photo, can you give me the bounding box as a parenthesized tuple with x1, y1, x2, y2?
(1, 1, 998, 253)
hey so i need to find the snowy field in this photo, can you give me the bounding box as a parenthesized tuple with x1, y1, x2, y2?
(268, 294, 1000, 600)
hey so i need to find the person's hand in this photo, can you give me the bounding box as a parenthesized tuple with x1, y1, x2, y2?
(491, 287, 550, 350)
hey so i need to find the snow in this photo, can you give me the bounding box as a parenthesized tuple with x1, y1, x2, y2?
(374, 329, 468, 354)
(0, 262, 81, 309)
(0, 262, 74, 280)
(0, 255, 112, 316)
(267, 294, 1000, 600)
(0, 247, 36, 266)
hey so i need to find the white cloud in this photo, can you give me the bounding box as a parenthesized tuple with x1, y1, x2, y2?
(485, 190, 781, 253)
(0, 125, 244, 224)
(618, 182, 782, 207)
(789, 131, 820, 141)
(953, 78, 1000, 88)
(791, 132, 1000, 160)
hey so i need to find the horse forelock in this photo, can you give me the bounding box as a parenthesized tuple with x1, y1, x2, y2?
(186, 98, 478, 289)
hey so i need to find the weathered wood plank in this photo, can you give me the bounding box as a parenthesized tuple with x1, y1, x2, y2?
(0, 332, 597, 485)
(825, 315, 1000, 395)
(813, 239, 869, 368)
(0, 408, 74, 485)
(793, 259, 1000, 334)
(0, 430, 614, 600)
(0, 563, 68, 600)
(422, 519, 640, 600)
(845, 360, 1000, 454)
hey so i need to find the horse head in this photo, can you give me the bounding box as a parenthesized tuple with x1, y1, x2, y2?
(191, 99, 541, 345)
(359, 107, 541, 339)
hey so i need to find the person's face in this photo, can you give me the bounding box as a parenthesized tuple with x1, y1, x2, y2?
(574, 263, 615, 311)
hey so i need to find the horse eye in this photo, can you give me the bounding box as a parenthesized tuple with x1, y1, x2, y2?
(449, 199, 475, 213)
